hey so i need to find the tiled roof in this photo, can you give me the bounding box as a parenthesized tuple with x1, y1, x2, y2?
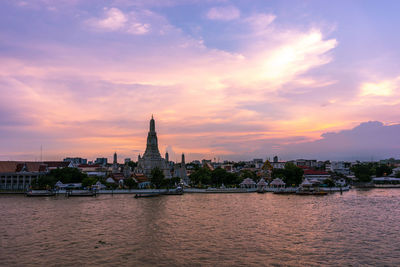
(134, 173, 148, 183)
(78, 164, 101, 168)
(0, 161, 48, 173)
(0, 161, 19, 172)
(112, 173, 125, 180)
(304, 169, 329, 175)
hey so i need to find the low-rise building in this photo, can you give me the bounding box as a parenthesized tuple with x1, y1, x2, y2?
(0, 161, 71, 190)
(303, 169, 331, 182)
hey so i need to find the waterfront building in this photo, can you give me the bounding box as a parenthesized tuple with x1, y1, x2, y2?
(78, 164, 107, 177)
(257, 178, 268, 190)
(133, 173, 151, 188)
(239, 178, 256, 188)
(0, 161, 72, 190)
(270, 178, 286, 188)
(303, 169, 331, 182)
(135, 116, 171, 178)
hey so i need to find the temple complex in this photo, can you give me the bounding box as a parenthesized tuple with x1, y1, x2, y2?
(136, 116, 171, 178)
(174, 153, 190, 185)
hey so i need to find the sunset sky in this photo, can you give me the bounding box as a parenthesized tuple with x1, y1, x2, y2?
(1, 0, 400, 162)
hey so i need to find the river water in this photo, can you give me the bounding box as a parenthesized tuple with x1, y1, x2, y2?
(1, 189, 400, 266)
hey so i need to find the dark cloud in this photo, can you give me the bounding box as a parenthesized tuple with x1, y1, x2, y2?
(281, 121, 400, 160)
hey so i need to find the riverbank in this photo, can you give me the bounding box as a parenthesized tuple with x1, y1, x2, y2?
(0, 185, 352, 195)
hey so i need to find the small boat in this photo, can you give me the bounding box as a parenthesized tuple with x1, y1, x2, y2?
(163, 187, 184, 195)
(295, 188, 328, 195)
(26, 190, 56, 197)
(67, 190, 97, 197)
(134, 193, 161, 198)
(296, 191, 328, 195)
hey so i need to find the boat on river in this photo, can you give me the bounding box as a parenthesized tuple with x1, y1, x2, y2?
(273, 188, 297, 194)
(134, 193, 161, 198)
(296, 190, 328, 195)
(66, 190, 97, 197)
(296, 179, 328, 195)
(26, 190, 56, 197)
(163, 187, 184, 195)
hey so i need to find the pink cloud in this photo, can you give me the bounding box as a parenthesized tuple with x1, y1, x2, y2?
(206, 6, 240, 21)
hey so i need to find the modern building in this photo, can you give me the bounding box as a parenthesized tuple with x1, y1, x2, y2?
(63, 157, 87, 165)
(253, 159, 264, 169)
(327, 161, 351, 175)
(95, 158, 108, 166)
(271, 156, 285, 169)
(136, 116, 171, 178)
(290, 159, 318, 168)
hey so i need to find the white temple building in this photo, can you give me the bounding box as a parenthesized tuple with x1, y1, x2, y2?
(136, 116, 171, 178)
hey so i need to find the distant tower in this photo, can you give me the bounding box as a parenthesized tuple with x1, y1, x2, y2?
(113, 152, 118, 164)
(273, 156, 278, 163)
(112, 152, 118, 173)
(165, 151, 169, 163)
(174, 152, 189, 185)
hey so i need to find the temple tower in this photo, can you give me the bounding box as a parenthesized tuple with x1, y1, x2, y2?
(136, 116, 171, 178)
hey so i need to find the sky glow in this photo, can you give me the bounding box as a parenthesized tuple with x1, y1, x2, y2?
(1, 0, 400, 162)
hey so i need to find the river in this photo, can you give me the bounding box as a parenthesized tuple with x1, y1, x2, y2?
(1, 189, 400, 266)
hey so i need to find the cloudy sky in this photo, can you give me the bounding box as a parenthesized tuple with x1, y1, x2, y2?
(1, 0, 400, 162)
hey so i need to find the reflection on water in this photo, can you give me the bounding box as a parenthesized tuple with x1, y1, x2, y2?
(1, 189, 400, 266)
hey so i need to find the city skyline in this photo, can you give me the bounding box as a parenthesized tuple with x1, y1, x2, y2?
(1, 1, 400, 162)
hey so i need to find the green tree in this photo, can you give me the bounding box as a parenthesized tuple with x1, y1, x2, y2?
(272, 168, 286, 180)
(323, 178, 335, 187)
(127, 161, 138, 169)
(211, 168, 226, 186)
(82, 177, 98, 187)
(150, 167, 165, 188)
(239, 170, 257, 180)
(34, 175, 56, 189)
(375, 164, 393, 177)
(106, 182, 118, 190)
(224, 172, 240, 185)
(190, 167, 212, 186)
(124, 178, 138, 189)
(351, 164, 374, 182)
(162, 177, 181, 188)
(48, 167, 88, 184)
(282, 162, 304, 186)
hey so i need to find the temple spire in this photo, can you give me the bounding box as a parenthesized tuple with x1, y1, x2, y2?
(150, 115, 155, 132)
